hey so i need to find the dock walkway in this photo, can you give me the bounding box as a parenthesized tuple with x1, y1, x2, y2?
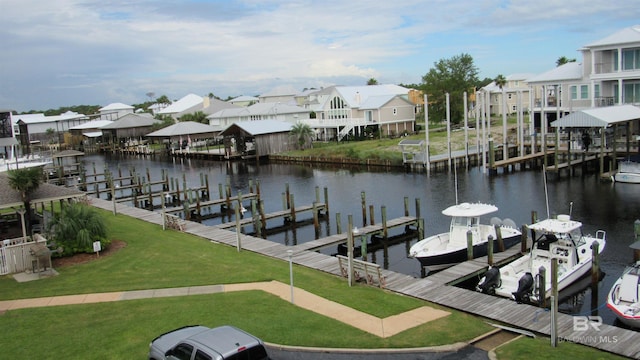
(89, 198, 639, 359)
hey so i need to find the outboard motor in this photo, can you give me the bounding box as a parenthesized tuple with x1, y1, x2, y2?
(512, 272, 534, 303)
(477, 267, 501, 295)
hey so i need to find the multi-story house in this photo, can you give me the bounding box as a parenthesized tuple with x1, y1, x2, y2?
(483, 73, 534, 116)
(528, 25, 640, 133)
(305, 84, 416, 141)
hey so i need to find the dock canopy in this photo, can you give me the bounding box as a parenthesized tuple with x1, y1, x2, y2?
(145, 121, 218, 138)
(551, 105, 640, 128)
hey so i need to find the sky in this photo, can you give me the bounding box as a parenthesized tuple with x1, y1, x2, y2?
(1, 0, 639, 113)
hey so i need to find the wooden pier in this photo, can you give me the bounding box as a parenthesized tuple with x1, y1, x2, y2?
(86, 197, 639, 359)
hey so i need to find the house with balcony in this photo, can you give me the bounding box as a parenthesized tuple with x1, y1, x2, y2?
(528, 25, 640, 134)
(207, 102, 312, 133)
(483, 73, 534, 116)
(306, 84, 416, 141)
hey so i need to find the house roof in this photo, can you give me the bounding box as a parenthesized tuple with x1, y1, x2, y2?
(526, 62, 583, 83)
(99, 103, 134, 111)
(584, 25, 640, 48)
(551, 105, 640, 128)
(14, 112, 86, 124)
(100, 113, 157, 129)
(145, 121, 218, 137)
(69, 120, 113, 130)
(208, 102, 309, 119)
(0, 172, 85, 210)
(259, 85, 299, 98)
(229, 95, 259, 103)
(157, 94, 203, 114)
(219, 120, 292, 137)
(333, 84, 410, 108)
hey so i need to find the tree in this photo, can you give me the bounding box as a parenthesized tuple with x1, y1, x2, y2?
(289, 123, 314, 150)
(367, 78, 378, 85)
(156, 95, 171, 105)
(494, 74, 507, 90)
(556, 56, 576, 67)
(179, 111, 208, 124)
(46, 202, 108, 256)
(421, 53, 479, 125)
(7, 166, 45, 236)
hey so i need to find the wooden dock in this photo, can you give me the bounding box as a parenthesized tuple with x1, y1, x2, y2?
(293, 216, 418, 252)
(88, 198, 639, 359)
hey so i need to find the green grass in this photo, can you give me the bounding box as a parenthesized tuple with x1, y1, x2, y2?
(0, 195, 624, 359)
(495, 336, 626, 360)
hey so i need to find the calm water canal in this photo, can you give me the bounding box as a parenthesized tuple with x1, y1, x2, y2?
(84, 153, 640, 327)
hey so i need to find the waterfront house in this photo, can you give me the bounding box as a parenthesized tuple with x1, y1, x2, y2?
(98, 102, 134, 121)
(207, 102, 311, 133)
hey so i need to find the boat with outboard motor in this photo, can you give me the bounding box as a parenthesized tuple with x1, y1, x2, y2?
(613, 160, 640, 184)
(607, 260, 640, 329)
(408, 202, 521, 272)
(476, 214, 606, 305)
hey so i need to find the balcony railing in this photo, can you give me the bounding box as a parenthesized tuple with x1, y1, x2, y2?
(595, 97, 615, 107)
(594, 62, 616, 74)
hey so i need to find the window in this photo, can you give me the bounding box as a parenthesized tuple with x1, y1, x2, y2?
(580, 85, 589, 99)
(594, 84, 600, 98)
(171, 343, 194, 360)
(622, 48, 640, 70)
(570, 86, 577, 100)
(393, 108, 397, 115)
(624, 82, 640, 104)
(194, 350, 213, 360)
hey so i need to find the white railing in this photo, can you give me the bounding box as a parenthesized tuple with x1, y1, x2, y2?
(303, 117, 369, 128)
(0, 238, 35, 275)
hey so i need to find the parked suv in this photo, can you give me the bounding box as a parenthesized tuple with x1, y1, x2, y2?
(148, 325, 269, 360)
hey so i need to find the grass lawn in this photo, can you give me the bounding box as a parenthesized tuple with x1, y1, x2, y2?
(0, 193, 626, 359)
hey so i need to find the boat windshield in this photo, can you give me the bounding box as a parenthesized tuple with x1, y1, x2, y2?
(451, 217, 478, 228)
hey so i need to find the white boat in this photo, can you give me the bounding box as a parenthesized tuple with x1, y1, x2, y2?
(408, 202, 521, 272)
(0, 154, 51, 172)
(607, 260, 640, 329)
(477, 214, 606, 305)
(613, 161, 640, 184)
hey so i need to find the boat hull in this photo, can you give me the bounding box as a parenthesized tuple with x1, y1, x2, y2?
(614, 172, 640, 184)
(606, 262, 640, 329)
(413, 233, 521, 271)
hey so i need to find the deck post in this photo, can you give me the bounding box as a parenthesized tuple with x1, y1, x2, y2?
(538, 266, 546, 308)
(467, 230, 473, 260)
(403, 196, 409, 216)
(520, 224, 528, 253)
(235, 204, 241, 252)
(323, 187, 329, 213)
(381, 206, 388, 238)
(551, 258, 558, 347)
(591, 241, 600, 288)
(285, 183, 291, 209)
(487, 235, 493, 266)
(347, 215, 354, 286)
(312, 202, 319, 231)
(336, 213, 342, 234)
(494, 224, 505, 252)
(361, 191, 367, 226)
(634, 220, 640, 262)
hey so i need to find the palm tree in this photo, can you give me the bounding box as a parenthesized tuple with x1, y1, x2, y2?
(289, 123, 314, 150)
(47, 202, 107, 256)
(556, 56, 576, 67)
(494, 74, 507, 90)
(367, 78, 378, 85)
(7, 166, 45, 236)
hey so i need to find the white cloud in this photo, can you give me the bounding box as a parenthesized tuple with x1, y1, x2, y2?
(0, 0, 638, 111)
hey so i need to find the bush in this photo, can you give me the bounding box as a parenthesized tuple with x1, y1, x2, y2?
(47, 202, 108, 256)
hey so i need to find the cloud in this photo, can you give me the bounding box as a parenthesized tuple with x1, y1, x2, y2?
(0, 0, 638, 111)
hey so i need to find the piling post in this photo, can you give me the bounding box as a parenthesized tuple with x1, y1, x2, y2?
(336, 213, 342, 234)
(259, 199, 266, 234)
(467, 230, 473, 260)
(488, 137, 495, 172)
(256, 179, 261, 202)
(487, 235, 494, 265)
(591, 242, 600, 288)
(324, 187, 329, 213)
(538, 266, 546, 308)
(361, 233, 367, 262)
(312, 202, 319, 231)
(494, 224, 505, 252)
(550, 258, 558, 347)
(315, 186, 320, 204)
(285, 183, 291, 209)
(634, 220, 640, 262)
(218, 183, 224, 200)
(347, 215, 354, 286)
(361, 191, 367, 226)
(521, 224, 528, 253)
(415, 198, 421, 220)
(381, 206, 388, 238)
(147, 183, 153, 210)
(403, 196, 409, 216)
(369, 205, 375, 226)
(289, 194, 296, 223)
